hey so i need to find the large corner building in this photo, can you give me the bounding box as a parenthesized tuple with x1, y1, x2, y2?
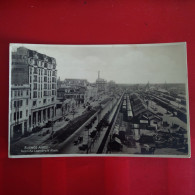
(10, 47, 57, 139)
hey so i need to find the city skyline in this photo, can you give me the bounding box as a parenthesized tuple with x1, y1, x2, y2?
(11, 43, 187, 84)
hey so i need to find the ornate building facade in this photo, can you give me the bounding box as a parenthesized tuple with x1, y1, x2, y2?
(10, 47, 57, 139)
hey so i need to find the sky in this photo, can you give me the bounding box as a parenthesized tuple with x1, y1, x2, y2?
(11, 43, 188, 84)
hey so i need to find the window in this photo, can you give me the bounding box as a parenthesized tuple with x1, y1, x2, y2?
(34, 83, 37, 90)
(34, 75, 37, 82)
(14, 112, 16, 120)
(33, 91, 37, 98)
(26, 110, 28, 117)
(15, 91, 17, 97)
(34, 67, 38, 74)
(14, 101, 16, 108)
(34, 60, 38, 66)
(33, 101, 36, 106)
(20, 111, 22, 118)
(44, 91, 47, 96)
(21, 90, 23, 96)
(44, 77, 47, 82)
(20, 100, 23, 107)
(43, 99, 46, 104)
(27, 90, 29, 95)
(18, 91, 20, 96)
(52, 84, 56, 89)
(26, 99, 28, 105)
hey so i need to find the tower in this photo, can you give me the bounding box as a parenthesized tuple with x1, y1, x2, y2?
(145, 81, 150, 91)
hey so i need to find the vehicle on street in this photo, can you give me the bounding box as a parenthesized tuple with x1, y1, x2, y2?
(79, 144, 88, 151)
(141, 144, 156, 154)
(45, 121, 53, 128)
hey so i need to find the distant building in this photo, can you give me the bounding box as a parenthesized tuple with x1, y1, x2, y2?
(145, 81, 150, 91)
(57, 86, 86, 105)
(11, 47, 57, 138)
(130, 93, 162, 127)
(96, 71, 107, 93)
(57, 77, 98, 105)
(64, 78, 88, 87)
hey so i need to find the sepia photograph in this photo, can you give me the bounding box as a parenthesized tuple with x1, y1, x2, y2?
(9, 43, 190, 157)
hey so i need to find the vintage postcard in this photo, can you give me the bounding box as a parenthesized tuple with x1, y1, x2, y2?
(9, 43, 190, 158)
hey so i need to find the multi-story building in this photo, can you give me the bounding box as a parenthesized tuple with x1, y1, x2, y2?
(10, 85, 30, 139)
(11, 47, 57, 138)
(57, 86, 86, 105)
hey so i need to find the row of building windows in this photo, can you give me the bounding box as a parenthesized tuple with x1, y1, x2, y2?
(12, 99, 28, 109)
(33, 90, 56, 98)
(30, 67, 56, 76)
(28, 58, 56, 69)
(11, 90, 29, 98)
(32, 98, 55, 107)
(13, 110, 28, 121)
(30, 75, 57, 84)
(33, 83, 56, 91)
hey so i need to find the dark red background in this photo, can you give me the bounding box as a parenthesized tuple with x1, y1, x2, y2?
(0, 1, 194, 194)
